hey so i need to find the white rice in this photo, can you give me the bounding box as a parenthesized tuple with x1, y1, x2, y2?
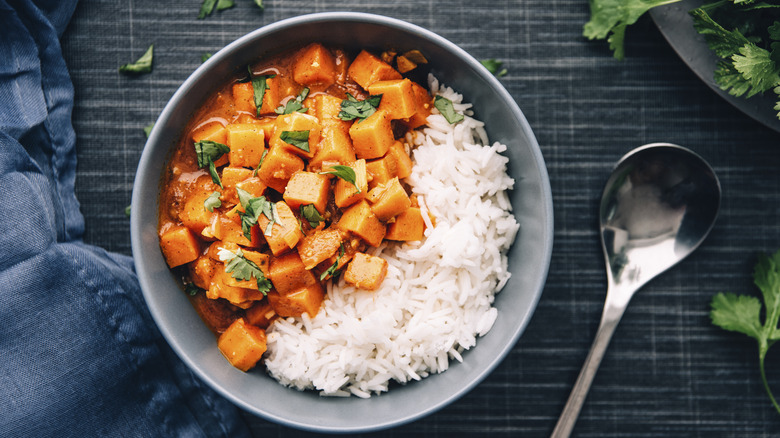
(263, 74, 520, 397)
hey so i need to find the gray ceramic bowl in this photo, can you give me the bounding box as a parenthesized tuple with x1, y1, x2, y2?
(131, 12, 553, 433)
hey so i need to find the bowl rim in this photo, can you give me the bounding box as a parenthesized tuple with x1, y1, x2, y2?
(132, 11, 553, 433)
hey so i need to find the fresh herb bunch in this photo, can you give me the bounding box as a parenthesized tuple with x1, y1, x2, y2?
(710, 249, 780, 414)
(584, 0, 780, 120)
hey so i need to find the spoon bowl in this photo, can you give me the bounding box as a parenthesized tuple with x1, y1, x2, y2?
(552, 143, 721, 437)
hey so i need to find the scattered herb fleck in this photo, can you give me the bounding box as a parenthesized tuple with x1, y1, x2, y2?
(124, 205, 131, 217)
(201, 53, 213, 63)
(253, 0, 264, 10)
(119, 44, 154, 75)
(480, 59, 508, 77)
(184, 283, 203, 296)
(143, 122, 155, 138)
(216, 0, 234, 11)
(434, 95, 464, 124)
(320, 244, 345, 281)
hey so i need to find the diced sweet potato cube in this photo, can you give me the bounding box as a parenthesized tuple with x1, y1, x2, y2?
(386, 141, 413, 179)
(217, 318, 267, 372)
(349, 110, 394, 159)
(385, 206, 425, 241)
(315, 236, 359, 279)
(298, 228, 343, 270)
(257, 201, 304, 256)
(226, 123, 265, 168)
(235, 177, 267, 199)
(403, 82, 433, 129)
(208, 270, 265, 305)
(255, 145, 305, 193)
(347, 50, 402, 90)
(283, 171, 330, 214)
(179, 189, 218, 234)
(308, 126, 356, 172)
(344, 252, 388, 291)
(269, 112, 321, 159)
(365, 155, 397, 190)
(232, 76, 281, 116)
(268, 251, 317, 294)
(395, 55, 417, 74)
(292, 43, 337, 87)
(367, 177, 412, 221)
(189, 254, 219, 289)
(367, 79, 416, 120)
(160, 226, 201, 268)
(220, 166, 253, 204)
(267, 283, 324, 318)
(245, 301, 276, 329)
(336, 199, 386, 247)
(333, 158, 368, 208)
(313, 94, 351, 133)
(212, 213, 263, 248)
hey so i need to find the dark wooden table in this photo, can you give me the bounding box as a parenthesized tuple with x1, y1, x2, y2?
(62, 0, 780, 436)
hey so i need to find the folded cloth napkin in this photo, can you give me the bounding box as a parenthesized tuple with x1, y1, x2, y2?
(0, 1, 252, 436)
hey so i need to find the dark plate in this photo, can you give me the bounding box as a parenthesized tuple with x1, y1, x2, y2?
(650, 0, 780, 133)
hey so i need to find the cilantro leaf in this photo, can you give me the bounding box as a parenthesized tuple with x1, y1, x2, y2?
(124, 205, 131, 217)
(201, 53, 213, 63)
(119, 44, 154, 74)
(236, 187, 274, 240)
(480, 59, 508, 77)
(248, 67, 275, 117)
(319, 165, 360, 193)
(204, 191, 222, 212)
(710, 249, 780, 414)
(583, 0, 681, 60)
(217, 247, 272, 294)
(300, 204, 324, 228)
(276, 87, 310, 115)
(194, 140, 229, 188)
(434, 95, 464, 124)
(198, 0, 217, 18)
(253, 149, 268, 176)
(280, 130, 310, 153)
(690, 8, 752, 59)
(338, 93, 382, 122)
(253, 0, 264, 10)
(184, 283, 203, 296)
(216, 0, 234, 11)
(320, 244, 345, 281)
(143, 122, 154, 138)
(731, 43, 780, 98)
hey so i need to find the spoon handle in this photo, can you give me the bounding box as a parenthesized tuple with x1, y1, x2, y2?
(550, 313, 622, 438)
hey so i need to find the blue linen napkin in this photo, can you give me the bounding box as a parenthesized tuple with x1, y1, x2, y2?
(0, 1, 252, 436)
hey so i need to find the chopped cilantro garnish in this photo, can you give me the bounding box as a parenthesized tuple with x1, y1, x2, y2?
(300, 204, 324, 228)
(143, 122, 154, 138)
(184, 282, 203, 296)
(276, 87, 310, 115)
(280, 130, 310, 153)
(320, 244, 345, 281)
(480, 59, 508, 77)
(319, 165, 360, 193)
(203, 191, 222, 212)
(194, 140, 229, 188)
(124, 205, 131, 217)
(236, 187, 274, 240)
(119, 44, 154, 75)
(338, 93, 382, 122)
(248, 67, 275, 117)
(433, 95, 464, 124)
(217, 247, 272, 294)
(201, 53, 213, 63)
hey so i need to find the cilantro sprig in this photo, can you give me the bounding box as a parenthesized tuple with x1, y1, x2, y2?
(236, 187, 275, 239)
(194, 140, 230, 188)
(217, 247, 272, 294)
(710, 249, 780, 414)
(276, 87, 310, 115)
(583, 0, 780, 119)
(320, 165, 360, 193)
(338, 93, 382, 122)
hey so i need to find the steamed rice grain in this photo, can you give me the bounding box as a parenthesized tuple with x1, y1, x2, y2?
(263, 75, 520, 397)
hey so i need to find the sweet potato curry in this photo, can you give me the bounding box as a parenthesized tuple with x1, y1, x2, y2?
(157, 44, 433, 372)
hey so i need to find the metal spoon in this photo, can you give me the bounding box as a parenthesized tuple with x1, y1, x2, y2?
(551, 143, 721, 437)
